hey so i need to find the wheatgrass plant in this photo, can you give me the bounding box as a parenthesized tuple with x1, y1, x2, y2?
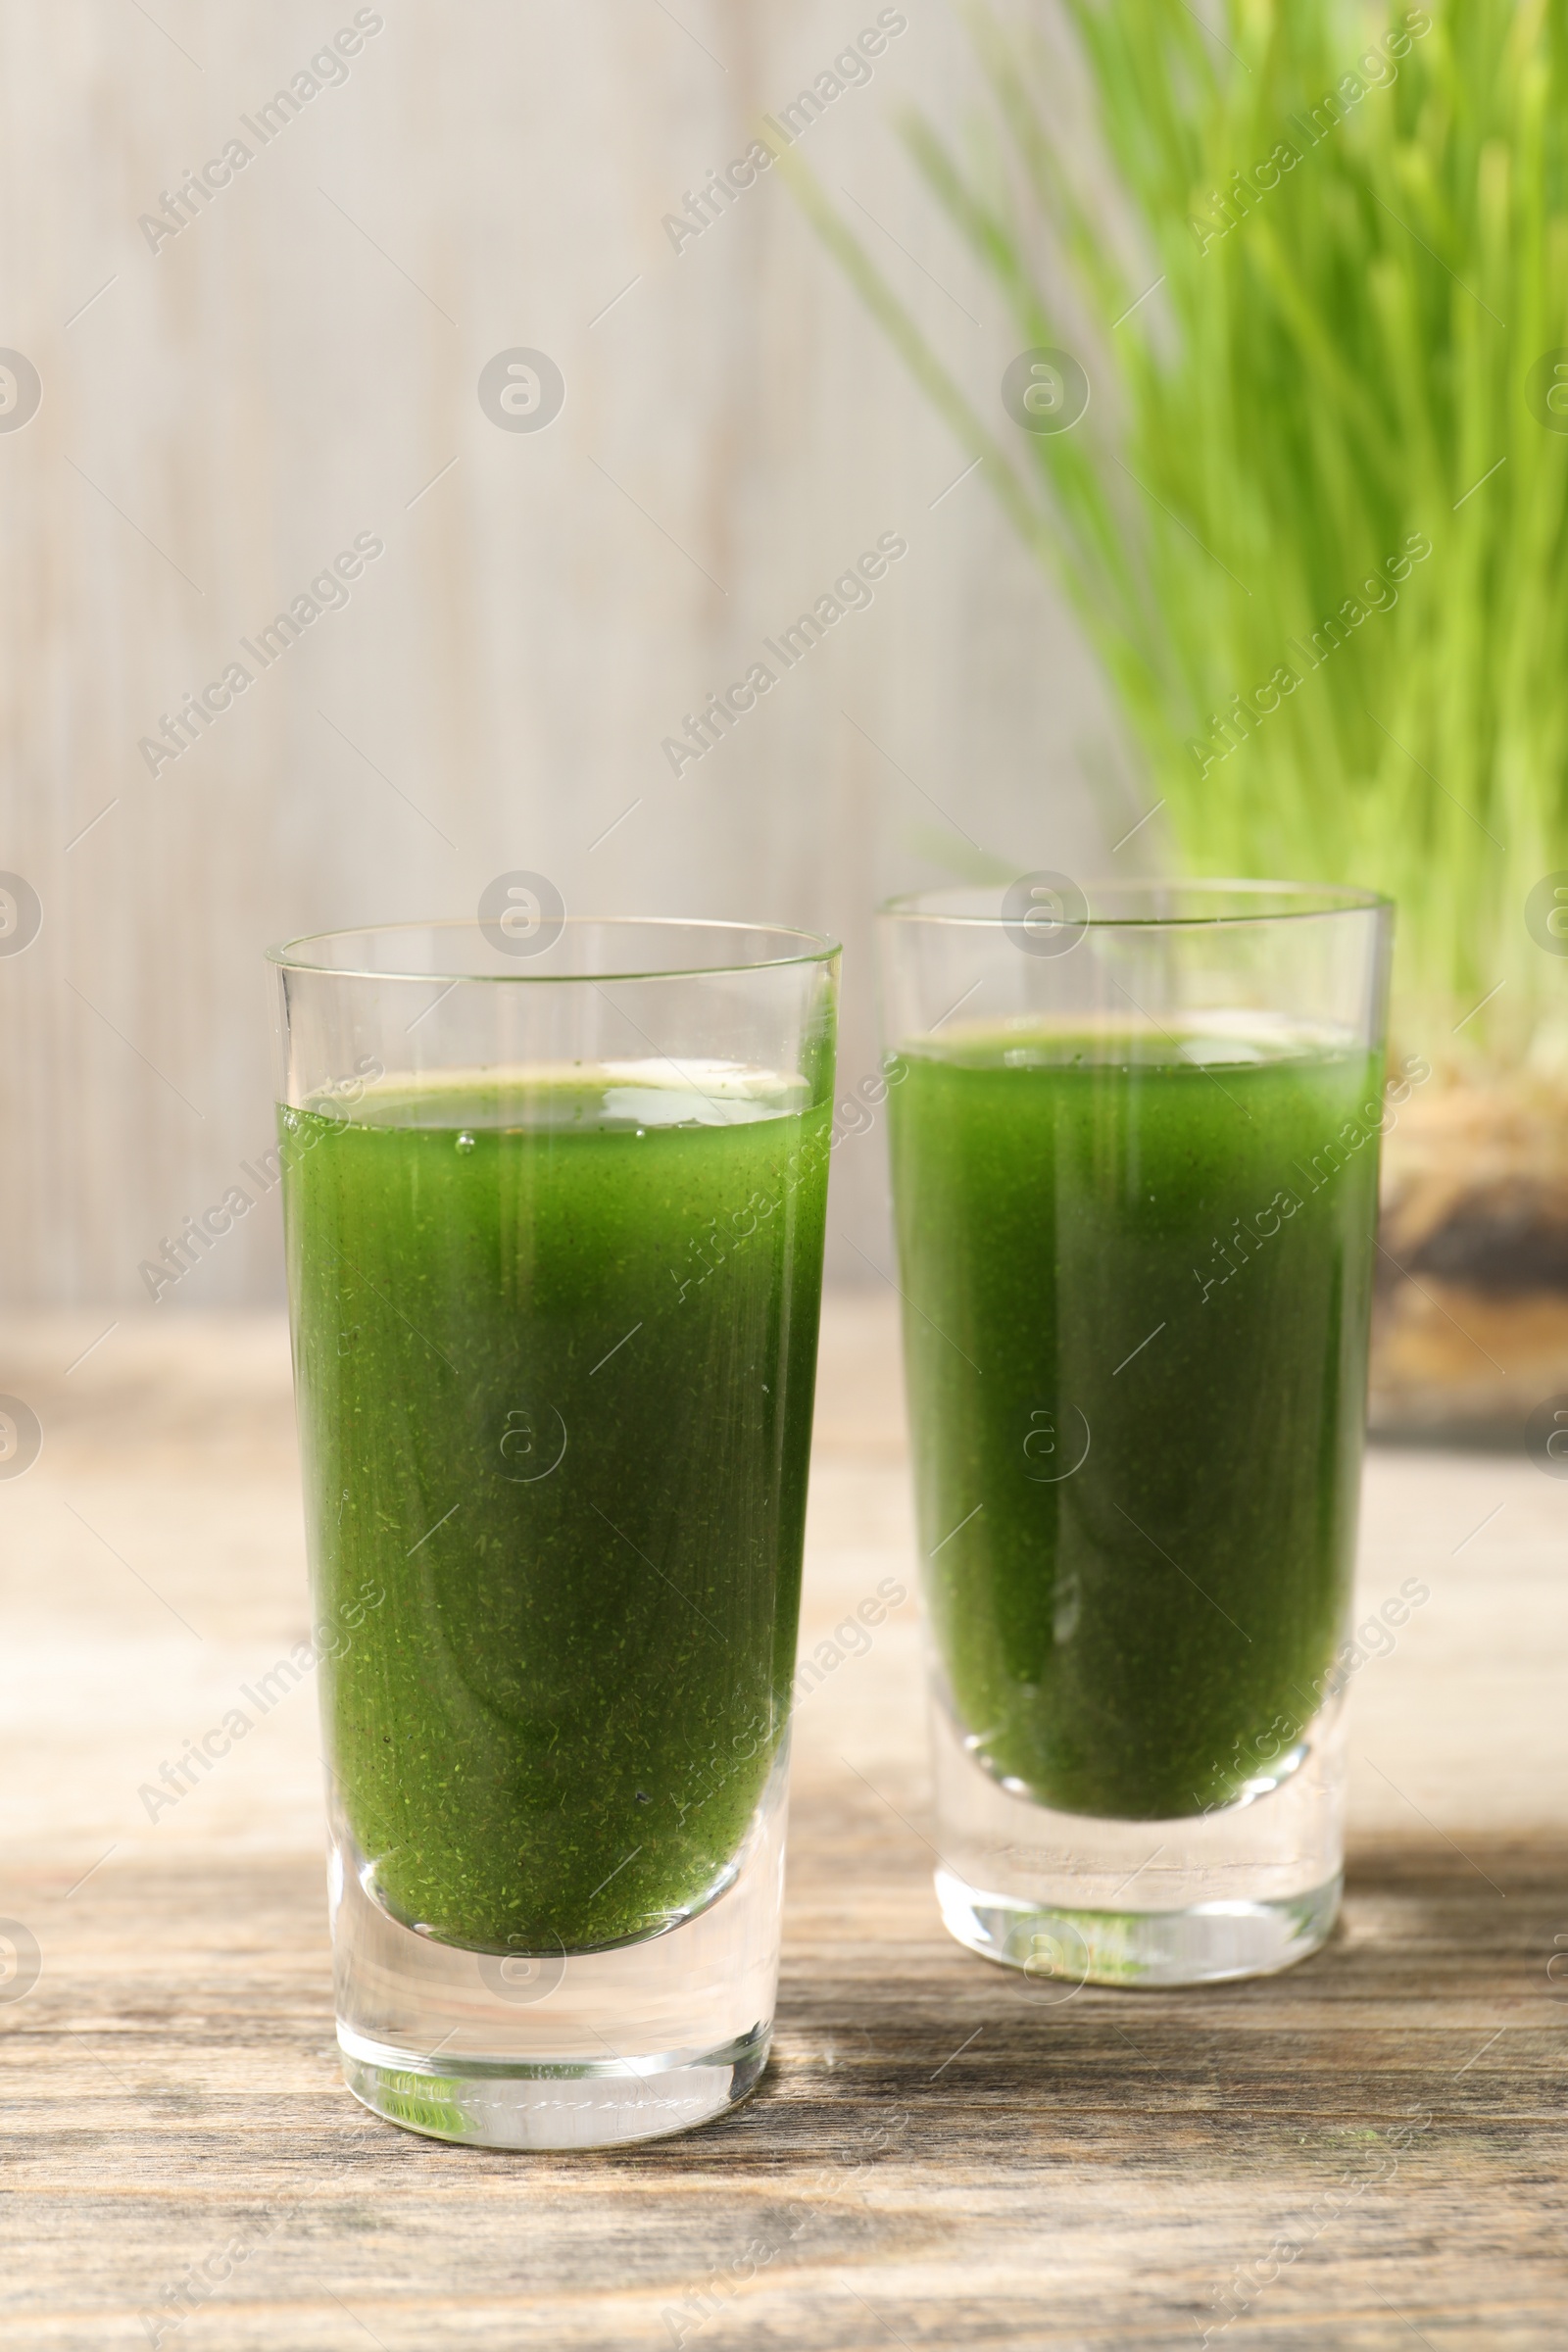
(791, 0, 1568, 1067)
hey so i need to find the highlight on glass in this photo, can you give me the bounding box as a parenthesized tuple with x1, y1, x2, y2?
(877, 880, 1395, 1988)
(270, 917, 839, 2147)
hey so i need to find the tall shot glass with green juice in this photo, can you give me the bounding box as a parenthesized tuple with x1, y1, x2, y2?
(878, 884, 1395, 1988)
(270, 918, 838, 2149)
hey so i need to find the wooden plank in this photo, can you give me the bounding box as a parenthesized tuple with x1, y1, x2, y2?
(1, 1296, 1566, 2346)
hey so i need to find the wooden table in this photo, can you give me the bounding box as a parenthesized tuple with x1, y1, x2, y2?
(3, 1298, 1565, 2348)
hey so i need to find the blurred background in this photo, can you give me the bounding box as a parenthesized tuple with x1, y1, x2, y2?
(0, 0, 1121, 1308)
(7, 0, 1567, 1450)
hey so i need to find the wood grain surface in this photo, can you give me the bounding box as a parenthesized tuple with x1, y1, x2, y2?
(2, 1295, 1566, 2348)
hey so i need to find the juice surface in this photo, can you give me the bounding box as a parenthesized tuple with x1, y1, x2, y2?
(887, 1022, 1382, 1821)
(281, 1067, 828, 1953)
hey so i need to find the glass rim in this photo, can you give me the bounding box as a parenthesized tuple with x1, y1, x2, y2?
(878, 879, 1393, 929)
(266, 915, 842, 986)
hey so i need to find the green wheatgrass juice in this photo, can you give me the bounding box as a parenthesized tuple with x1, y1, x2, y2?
(887, 1019, 1385, 1823)
(281, 1064, 829, 1954)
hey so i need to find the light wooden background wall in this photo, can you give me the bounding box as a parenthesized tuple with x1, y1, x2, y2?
(0, 0, 1121, 1307)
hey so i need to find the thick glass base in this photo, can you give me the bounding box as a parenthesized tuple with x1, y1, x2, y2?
(935, 1868, 1342, 1989)
(340, 2024, 770, 2150)
(931, 1687, 1347, 1988)
(327, 1750, 788, 2149)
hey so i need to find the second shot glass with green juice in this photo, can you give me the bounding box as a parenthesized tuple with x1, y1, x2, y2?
(878, 882, 1395, 1988)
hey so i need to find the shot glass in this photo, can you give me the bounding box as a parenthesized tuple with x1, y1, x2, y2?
(270, 917, 838, 2146)
(878, 882, 1394, 1987)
